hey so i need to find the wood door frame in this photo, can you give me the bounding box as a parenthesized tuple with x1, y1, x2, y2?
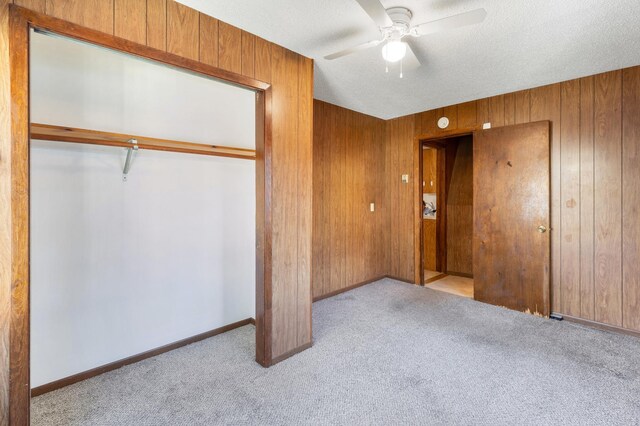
(415, 132, 472, 285)
(7, 5, 273, 423)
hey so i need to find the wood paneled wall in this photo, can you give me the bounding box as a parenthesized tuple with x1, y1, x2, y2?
(446, 136, 473, 276)
(385, 65, 640, 334)
(0, 1, 11, 423)
(312, 100, 387, 299)
(1, 1, 312, 420)
(386, 116, 416, 282)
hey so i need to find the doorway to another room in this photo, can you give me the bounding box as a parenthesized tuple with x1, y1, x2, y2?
(421, 135, 473, 298)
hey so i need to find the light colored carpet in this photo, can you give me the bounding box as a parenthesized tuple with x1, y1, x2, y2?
(32, 279, 640, 425)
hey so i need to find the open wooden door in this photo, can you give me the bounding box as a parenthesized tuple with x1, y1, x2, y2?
(473, 121, 550, 316)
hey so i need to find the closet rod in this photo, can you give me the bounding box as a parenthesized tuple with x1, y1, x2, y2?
(30, 123, 256, 160)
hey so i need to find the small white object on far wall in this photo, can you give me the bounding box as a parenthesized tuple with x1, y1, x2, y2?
(370, 202, 375, 212)
(437, 116, 449, 129)
(483, 122, 492, 129)
(402, 174, 409, 183)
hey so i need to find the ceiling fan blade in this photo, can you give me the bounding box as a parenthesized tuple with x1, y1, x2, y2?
(324, 39, 383, 60)
(402, 43, 421, 71)
(355, 0, 393, 28)
(413, 8, 487, 36)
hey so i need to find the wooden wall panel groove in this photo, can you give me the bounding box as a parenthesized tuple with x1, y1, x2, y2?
(198, 13, 218, 67)
(593, 70, 623, 326)
(514, 90, 531, 124)
(579, 76, 596, 320)
(622, 67, 640, 331)
(114, 0, 146, 44)
(254, 37, 271, 84)
(46, 0, 115, 34)
(560, 79, 581, 316)
(241, 31, 255, 78)
(146, 0, 166, 50)
(218, 21, 241, 74)
(166, 0, 198, 60)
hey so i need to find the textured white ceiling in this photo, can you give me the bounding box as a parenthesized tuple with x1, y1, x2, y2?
(178, 0, 640, 119)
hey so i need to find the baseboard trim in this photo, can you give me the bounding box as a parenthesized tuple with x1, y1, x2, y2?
(270, 341, 313, 366)
(313, 276, 386, 302)
(559, 313, 640, 339)
(31, 317, 255, 397)
(385, 275, 415, 284)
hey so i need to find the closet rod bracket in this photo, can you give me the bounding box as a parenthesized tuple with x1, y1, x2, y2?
(122, 138, 138, 182)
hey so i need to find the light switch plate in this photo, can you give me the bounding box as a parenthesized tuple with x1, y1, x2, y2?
(370, 203, 375, 212)
(402, 174, 409, 183)
(483, 122, 491, 129)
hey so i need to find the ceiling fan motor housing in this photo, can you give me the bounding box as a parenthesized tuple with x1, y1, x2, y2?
(384, 6, 413, 37)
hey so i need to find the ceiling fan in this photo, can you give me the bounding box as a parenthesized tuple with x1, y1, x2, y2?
(324, 0, 487, 77)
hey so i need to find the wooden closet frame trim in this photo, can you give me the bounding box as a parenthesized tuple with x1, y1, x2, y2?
(7, 6, 273, 424)
(414, 130, 475, 286)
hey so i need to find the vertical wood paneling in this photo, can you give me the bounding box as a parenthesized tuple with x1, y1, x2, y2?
(146, 0, 166, 50)
(458, 101, 476, 129)
(414, 109, 436, 136)
(312, 101, 327, 298)
(593, 71, 622, 326)
(198, 13, 218, 67)
(254, 37, 271, 83)
(114, 0, 146, 44)
(622, 67, 640, 331)
(241, 31, 255, 78)
(530, 83, 561, 310)
(13, 0, 45, 12)
(166, 0, 199, 60)
(330, 103, 346, 292)
(514, 90, 531, 124)
(218, 21, 242, 74)
(1, 1, 11, 421)
(560, 79, 581, 316)
(46, 0, 114, 34)
(312, 100, 387, 298)
(270, 46, 299, 357)
(296, 56, 312, 344)
(387, 116, 415, 281)
(504, 93, 516, 125)
(579, 76, 595, 320)
(477, 95, 505, 127)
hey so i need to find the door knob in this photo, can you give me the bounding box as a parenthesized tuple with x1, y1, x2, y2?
(537, 225, 547, 233)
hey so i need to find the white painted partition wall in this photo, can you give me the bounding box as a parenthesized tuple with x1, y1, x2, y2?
(29, 31, 256, 387)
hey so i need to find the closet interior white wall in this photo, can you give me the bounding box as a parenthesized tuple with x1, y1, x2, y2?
(29, 30, 256, 389)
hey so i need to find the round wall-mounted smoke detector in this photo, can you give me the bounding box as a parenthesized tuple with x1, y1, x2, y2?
(437, 117, 450, 129)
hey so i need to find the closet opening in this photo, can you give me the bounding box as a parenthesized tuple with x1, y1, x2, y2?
(420, 134, 474, 298)
(27, 27, 262, 401)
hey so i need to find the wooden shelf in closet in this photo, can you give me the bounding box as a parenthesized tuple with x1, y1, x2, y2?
(30, 123, 256, 160)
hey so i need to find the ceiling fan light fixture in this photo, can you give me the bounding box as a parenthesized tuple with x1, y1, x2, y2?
(381, 40, 406, 63)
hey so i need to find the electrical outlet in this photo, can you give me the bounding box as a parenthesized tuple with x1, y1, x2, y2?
(402, 174, 409, 183)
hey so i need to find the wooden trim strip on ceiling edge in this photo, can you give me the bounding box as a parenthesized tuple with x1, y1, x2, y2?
(30, 123, 256, 160)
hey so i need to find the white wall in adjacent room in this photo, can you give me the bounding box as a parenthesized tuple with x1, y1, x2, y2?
(30, 31, 256, 387)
